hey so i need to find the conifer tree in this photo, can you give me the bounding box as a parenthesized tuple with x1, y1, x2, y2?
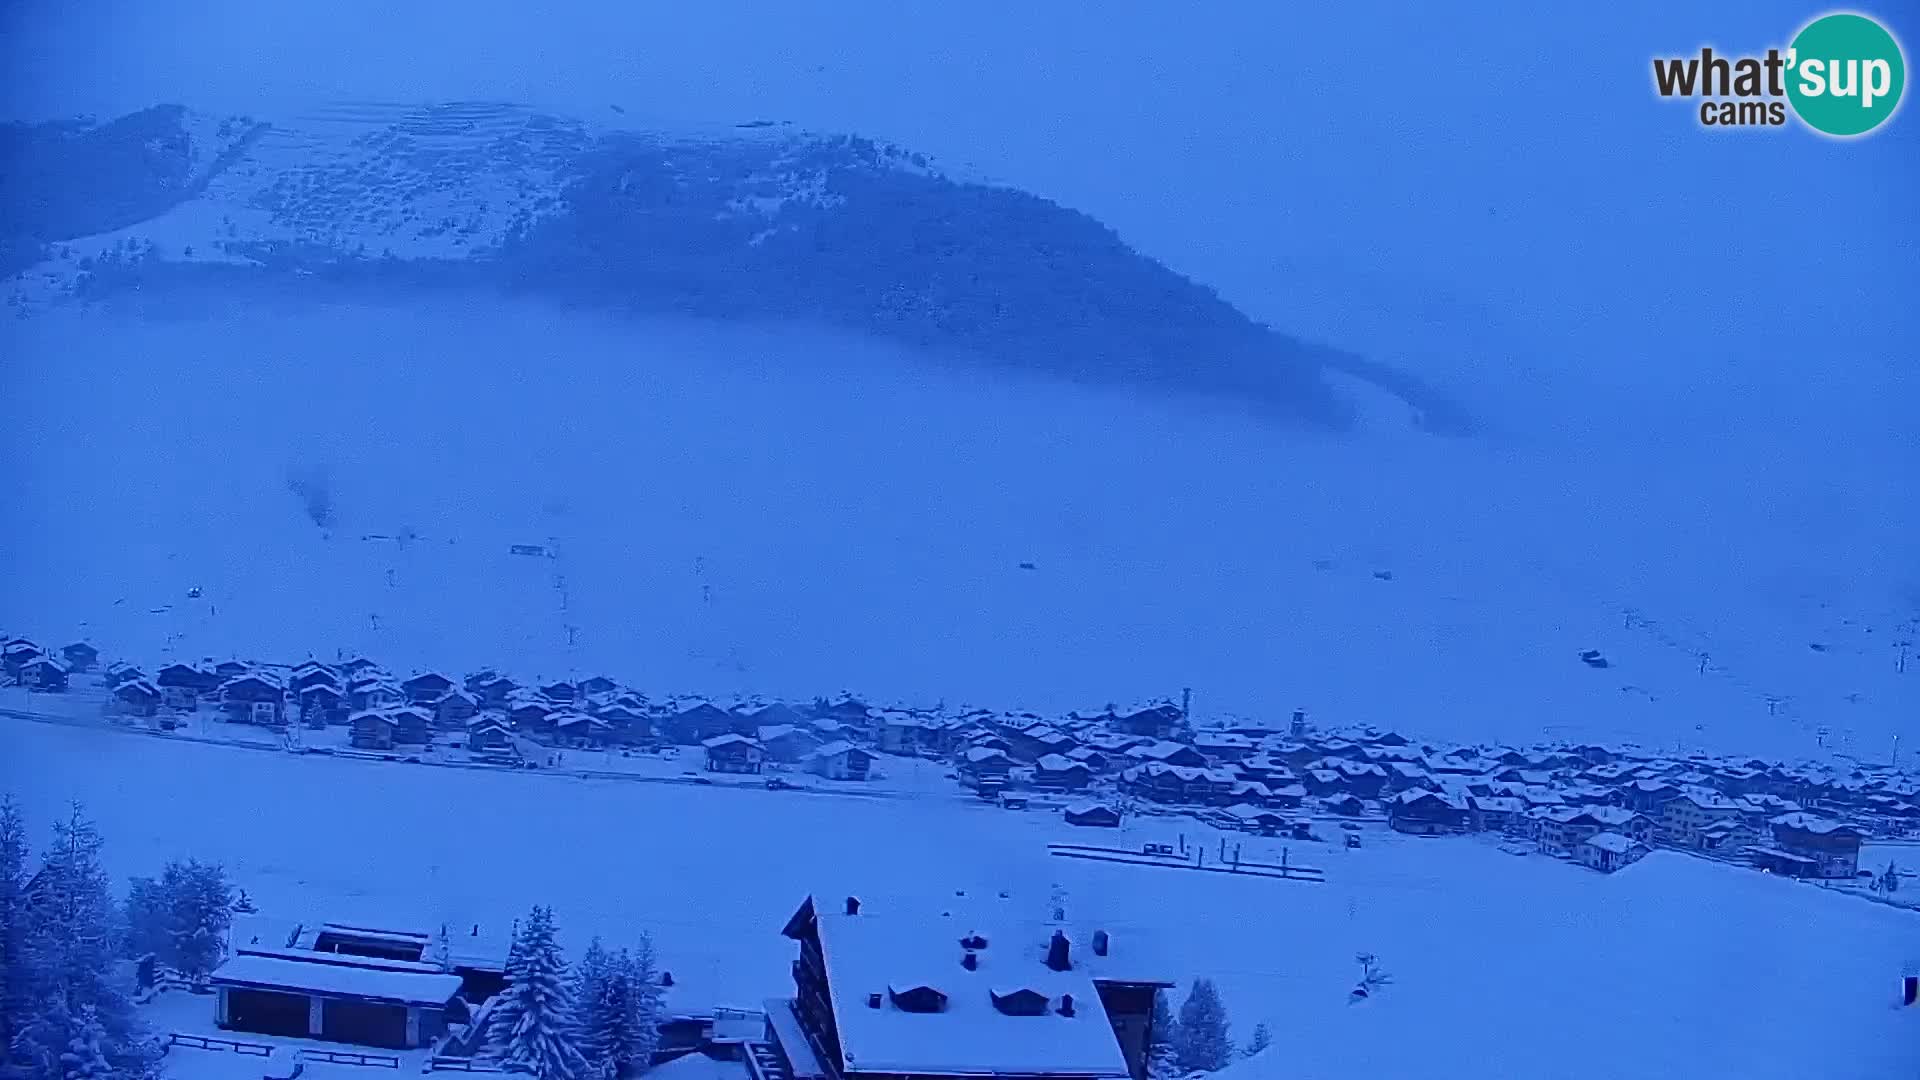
(486, 906, 587, 1079)
(1172, 978, 1233, 1071)
(0, 796, 33, 1069)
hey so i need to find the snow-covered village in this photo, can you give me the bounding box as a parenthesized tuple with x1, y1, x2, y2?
(2, 630, 1917, 1079)
(3, 2, 1918, 1079)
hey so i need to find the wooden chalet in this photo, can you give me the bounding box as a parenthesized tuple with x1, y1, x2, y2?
(433, 689, 480, 729)
(662, 701, 738, 745)
(1576, 831, 1648, 873)
(59, 641, 99, 673)
(703, 733, 764, 773)
(1760, 813, 1868, 879)
(1122, 741, 1207, 769)
(554, 712, 612, 747)
(21, 656, 69, 692)
(507, 698, 556, 737)
(289, 661, 339, 694)
(389, 707, 433, 746)
(299, 684, 348, 726)
(1112, 703, 1183, 739)
(1387, 790, 1470, 835)
(156, 662, 218, 703)
(960, 746, 1014, 788)
(804, 741, 875, 781)
(771, 896, 1172, 1080)
(113, 678, 161, 717)
(760, 724, 824, 764)
(1063, 802, 1122, 828)
(1034, 754, 1093, 791)
(2, 638, 40, 679)
(467, 716, 515, 755)
(350, 710, 399, 750)
(348, 677, 403, 713)
(220, 673, 286, 725)
(468, 673, 517, 709)
(401, 672, 455, 706)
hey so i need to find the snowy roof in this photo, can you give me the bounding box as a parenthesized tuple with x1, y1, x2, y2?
(1582, 832, 1641, 855)
(1769, 812, 1867, 837)
(210, 953, 461, 1007)
(758, 724, 799, 741)
(1037, 754, 1087, 772)
(1581, 806, 1644, 827)
(806, 741, 871, 762)
(965, 746, 1011, 764)
(1473, 796, 1524, 813)
(813, 912, 1131, 1077)
(348, 709, 398, 726)
(703, 733, 756, 748)
(1063, 801, 1116, 816)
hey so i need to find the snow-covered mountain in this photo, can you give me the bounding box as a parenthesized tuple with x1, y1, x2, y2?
(3, 101, 1469, 431)
(1, 96, 1912, 765)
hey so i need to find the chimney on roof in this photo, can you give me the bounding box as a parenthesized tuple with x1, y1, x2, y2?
(845, 896, 861, 916)
(1045, 930, 1071, 973)
(1091, 930, 1109, 957)
(962, 950, 978, 971)
(867, 992, 883, 1009)
(1059, 993, 1076, 1017)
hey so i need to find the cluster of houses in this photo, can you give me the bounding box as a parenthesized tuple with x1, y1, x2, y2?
(8, 634, 1896, 884)
(919, 703, 1885, 880)
(1, 636, 97, 692)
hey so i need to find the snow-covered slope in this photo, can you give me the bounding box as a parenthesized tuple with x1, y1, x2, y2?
(1, 296, 1911, 762)
(8, 101, 1469, 429)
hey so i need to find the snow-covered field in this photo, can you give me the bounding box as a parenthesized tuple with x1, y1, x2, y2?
(3, 720, 1915, 1079)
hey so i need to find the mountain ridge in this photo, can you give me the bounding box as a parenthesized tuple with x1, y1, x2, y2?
(1, 101, 1473, 432)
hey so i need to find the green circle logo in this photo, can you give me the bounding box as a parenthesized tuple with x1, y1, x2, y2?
(1787, 13, 1906, 136)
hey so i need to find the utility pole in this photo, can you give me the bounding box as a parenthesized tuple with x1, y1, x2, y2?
(1181, 687, 1192, 724)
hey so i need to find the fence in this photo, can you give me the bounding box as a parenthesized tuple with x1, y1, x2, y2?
(300, 1048, 399, 1068)
(166, 1033, 273, 1056)
(427, 1058, 506, 1073)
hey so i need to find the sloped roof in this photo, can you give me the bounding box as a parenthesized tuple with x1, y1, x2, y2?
(812, 912, 1132, 1077)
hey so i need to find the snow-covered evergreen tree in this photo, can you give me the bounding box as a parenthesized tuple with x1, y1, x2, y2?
(58, 1005, 113, 1079)
(486, 906, 587, 1080)
(18, 805, 152, 1078)
(1242, 1021, 1272, 1058)
(609, 936, 663, 1077)
(1172, 978, 1233, 1072)
(0, 795, 34, 1071)
(122, 877, 168, 968)
(123, 859, 230, 980)
(570, 934, 662, 1079)
(160, 859, 230, 981)
(1883, 861, 1901, 893)
(570, 937, 614, 1077)
(1146, 989, 1180, 1080)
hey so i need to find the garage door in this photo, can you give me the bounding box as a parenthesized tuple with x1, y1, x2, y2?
(227, 989, 310, 1039)
(321, 998, 409, 1049)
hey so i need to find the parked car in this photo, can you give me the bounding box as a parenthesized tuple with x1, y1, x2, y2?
(767, 776, 794, 790)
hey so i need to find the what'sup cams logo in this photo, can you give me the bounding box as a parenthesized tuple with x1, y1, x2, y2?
(1653, 11, 1906, 136)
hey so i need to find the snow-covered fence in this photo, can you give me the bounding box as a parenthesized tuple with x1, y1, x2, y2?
(166, 1032, 274, 1056)
(300, 1047, 400, 1068)
(426, 1057, 506, 1073)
